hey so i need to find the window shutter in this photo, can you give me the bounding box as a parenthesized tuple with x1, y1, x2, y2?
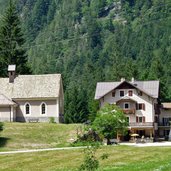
(136, 116, 138, 123)
(128, 90, 133, 96)
(136, 103, 138, 110)
(143, 116, 145, 123)
(143, 103, 145, 111)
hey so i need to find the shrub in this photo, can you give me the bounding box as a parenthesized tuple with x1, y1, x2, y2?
(72, 129, 102, 147)
(0, 122, 4, 132)
(78, 143, 109, 171)
(79, 144, 99, 171)
(49, 117, 56, 123)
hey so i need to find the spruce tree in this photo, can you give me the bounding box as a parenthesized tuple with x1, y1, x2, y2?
(0, 0, 30, 76)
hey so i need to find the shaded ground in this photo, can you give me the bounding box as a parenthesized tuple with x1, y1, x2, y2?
(0, 137, 10, 147)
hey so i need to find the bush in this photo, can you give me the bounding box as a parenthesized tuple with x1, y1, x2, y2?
(78, 143, 109, 171)
(0, 122, 4, 132)
(49, 117, 56, 123)
(72, 129, 102, 147)
(79, 144, 99, 171)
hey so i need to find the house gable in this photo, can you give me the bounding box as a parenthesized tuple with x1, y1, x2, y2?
(115, 81, 135, 90)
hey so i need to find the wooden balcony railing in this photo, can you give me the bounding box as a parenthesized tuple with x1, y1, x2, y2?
(129, 122, 153, 127)
(123, 109, 135, 114)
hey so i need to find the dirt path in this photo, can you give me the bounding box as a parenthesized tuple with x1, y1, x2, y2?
(1, 142, 171, 155)
(0, 146, 86, 155)
(120, 141, 171, 147)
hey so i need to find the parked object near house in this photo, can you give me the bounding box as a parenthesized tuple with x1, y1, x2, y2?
(95, 78, 160, 141)
(0, 65, 64, 123)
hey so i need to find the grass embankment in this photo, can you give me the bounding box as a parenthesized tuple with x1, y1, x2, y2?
(0, 122, 79, 151)
(0, 146, 171, 171)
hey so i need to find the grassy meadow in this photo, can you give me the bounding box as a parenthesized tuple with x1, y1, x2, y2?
(0, 122, 80, 151)
(0, 123, 171, 170)
(0, 146, 171, 171)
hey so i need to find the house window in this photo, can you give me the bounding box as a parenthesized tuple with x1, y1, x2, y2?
(120, 91, 124, 97)
(164, 130, 170, 137)
(162, 118, 171, 126)
(136, 116, 145, 123)
(128, 90, 133, 96)
(138, 104, 143, 110)
(112, 91, 115, 97)
(136, 103, 145, 111)
(41, 102, 46, 115)
(25, 103, 31, 115)
(124, 103, 130, 109)
(139, 117, 143, 123)
(138, 91, 142, 96)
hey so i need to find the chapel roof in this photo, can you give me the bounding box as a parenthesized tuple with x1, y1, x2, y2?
(0, 74, 62, 99)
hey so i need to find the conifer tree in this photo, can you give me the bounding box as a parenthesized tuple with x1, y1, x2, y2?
(0, 0, 30, 76)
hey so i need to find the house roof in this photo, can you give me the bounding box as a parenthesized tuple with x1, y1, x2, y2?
(95, 80, 159, 100)
(0, 94, 16, 106)
(0, 74, 62, 99)
(162, 103, 171, 109)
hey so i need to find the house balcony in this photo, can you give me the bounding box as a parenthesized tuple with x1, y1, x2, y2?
(123, 109, 136, 114)
(158, 123, 170, 127)
(129, 122, 153, 128)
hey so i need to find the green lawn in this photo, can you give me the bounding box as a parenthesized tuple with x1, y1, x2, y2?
(0, 122, 80, 151)
(0, 123, 171, 170)
(0, 146, 171, 171)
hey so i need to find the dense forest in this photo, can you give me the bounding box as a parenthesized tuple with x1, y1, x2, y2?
(0, 0, 171, 123)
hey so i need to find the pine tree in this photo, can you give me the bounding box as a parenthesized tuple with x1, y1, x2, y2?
(0, 0, 30, 76)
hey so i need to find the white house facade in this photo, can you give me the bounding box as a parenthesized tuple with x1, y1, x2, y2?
(0, 65, 64, 123)
(95, 78, 160, 140)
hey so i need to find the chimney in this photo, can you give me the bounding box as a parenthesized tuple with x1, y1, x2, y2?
(120, 78, 125, 82)
(8, 65, 16, 83)
(131, 77, 135, 83)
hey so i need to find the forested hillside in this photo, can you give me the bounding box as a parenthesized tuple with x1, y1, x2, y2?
(0, 0, 171, 123)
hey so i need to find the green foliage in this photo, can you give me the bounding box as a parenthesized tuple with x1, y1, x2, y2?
(78, 143, 109, 171)
(0, 0, 30, 76)
(79, 144, 99, 171)
(49, 117, 55, 123)
(74, 129, 102, 145)
(92, 104, 128, 144)
(64, 84, 88, 123)
(0, 122, 4, 132)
